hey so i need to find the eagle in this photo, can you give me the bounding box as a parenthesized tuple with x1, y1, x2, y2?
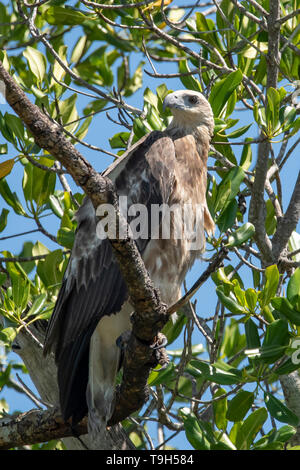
(43, 89, 215, 434)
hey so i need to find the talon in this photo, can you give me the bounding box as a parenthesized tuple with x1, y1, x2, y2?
(150, 333, 168, 350)
(152, 362, 169, 372)
(116, 330, 131, 350)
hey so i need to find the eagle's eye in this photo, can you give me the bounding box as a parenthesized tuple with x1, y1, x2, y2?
(188, 95, 199, 105)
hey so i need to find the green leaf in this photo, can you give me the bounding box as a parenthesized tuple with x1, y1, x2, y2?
(25, 293, 47, 319)
(18, 241, 35, 275)
(217, 199, 237, 233)
(190, 359, 243, 385)
(179, 408, 213, 450)
(98, 53, 114, 87)
(259, 264, 279, 307)
(178, 60, 202, 92)
(216, 286, 246, 315)
(226, 222, 255, 247)
(10, 271, 29, 312)
(274, 425, 297, 443)
(240, 141, 252, 170)
(245, 318, 260, 349)
(274, 357, 300, 376)
(279, 106, 297, 131)
(109, 132, 130, 149)
(49, 194, 64, 218)
(271, 297, 300, 326)
(235, 408, 268, 450)
(23, 162, 56, 208)
(209, 70, 243, 116)
(70, 35, 87, 64)
(0, 272, 7, 286)
(32, 241, 49, 258)
(0, 327, 17, 346)
(0, 178, 27, 217)
(221, 319, 246, 359)
(288, 231, 300, 262)
(75, 115, 92, 141)
(0, 143, 8, 154)
(37, 250, 64, 288)
(50, 45, 68, 94)
(23, 46, 46, 83)
(0, 111, 14, 144)
(58, 93, 78, 127)
(123, 61, 144, 97)
(213, 387, 228, 431)
(254, 425, 296, 450)
(214, 178, 231, 213)
(215, 166, 245, 216)
(287, 267, 300, 311)
(245, 289, 258, 312)
(223, 123, 252, 139)
(4, 114, 24, 142)
(265, 199, 277, 235)
(226, 391, 254, 422)
(226, 166, 245, 200)
(57, 227, 75, 249)
(261, 319, 289, 364)
(148, 363, 176, 387)
(266, 87, 280, 134)
(264, 392, 299, 427)
(163, 311, 186, 345)
(195, 12, 224, 51)
(0, 208, 9, 232)
(45, 6, 87, 25)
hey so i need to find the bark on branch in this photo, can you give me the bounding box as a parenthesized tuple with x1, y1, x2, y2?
(0, 407, 87, 450)
(0, 61, 169, 443)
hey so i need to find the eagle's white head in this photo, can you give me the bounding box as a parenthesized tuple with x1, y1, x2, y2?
(163, 90, 214, 137)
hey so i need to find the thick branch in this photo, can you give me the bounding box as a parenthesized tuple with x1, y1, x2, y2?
(0, 408, 87, 450)
(249, 1, 281, 266)
(272, 171, 300, 262)
(280, 372, 300, 446)
(0, 62, 168, 431)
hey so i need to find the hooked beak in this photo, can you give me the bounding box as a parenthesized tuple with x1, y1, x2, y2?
(163, 93, 181, 111)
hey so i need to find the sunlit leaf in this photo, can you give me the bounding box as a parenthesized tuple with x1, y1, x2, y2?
(226, 391, 254, 422)
(264, 392, 299, 427)
(0, 158, 14, 180)
(23, 46, 47, 83)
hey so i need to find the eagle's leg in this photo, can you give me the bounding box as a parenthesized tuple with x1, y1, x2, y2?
(86, 303, 132, 435)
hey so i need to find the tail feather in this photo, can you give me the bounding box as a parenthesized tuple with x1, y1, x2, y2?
(86, 304, 132, 435)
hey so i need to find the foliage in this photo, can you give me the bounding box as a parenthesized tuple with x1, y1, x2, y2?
(0, 0, 300, 451)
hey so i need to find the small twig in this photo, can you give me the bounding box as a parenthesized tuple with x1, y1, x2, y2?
(277, 8, 300, 25)
(168, 248, 228, 316)
(183, 302, 214, 345)
(231, 246, 265, 272)
(0, 229, 40, 241)
(25, 154, 66, 174)
(34, 216, 57, 244)
(62, 126, 118, 158)
(15, 374, 45, 410)
(129, 417, 155, 450)
(80, 0, 154, 10)
(287, 248, 300, 259)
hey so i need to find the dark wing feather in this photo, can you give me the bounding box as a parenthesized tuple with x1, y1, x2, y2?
(43, 130, 176, 423)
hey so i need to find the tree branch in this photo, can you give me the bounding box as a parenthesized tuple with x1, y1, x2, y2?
(0, 407, 87, 450)
(0, 61, 169, 431)
(272, 171, 300, 262)
(249, 0, 281, 266)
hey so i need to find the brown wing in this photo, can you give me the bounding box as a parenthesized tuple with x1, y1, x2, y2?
(43, 130, 176, 424)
